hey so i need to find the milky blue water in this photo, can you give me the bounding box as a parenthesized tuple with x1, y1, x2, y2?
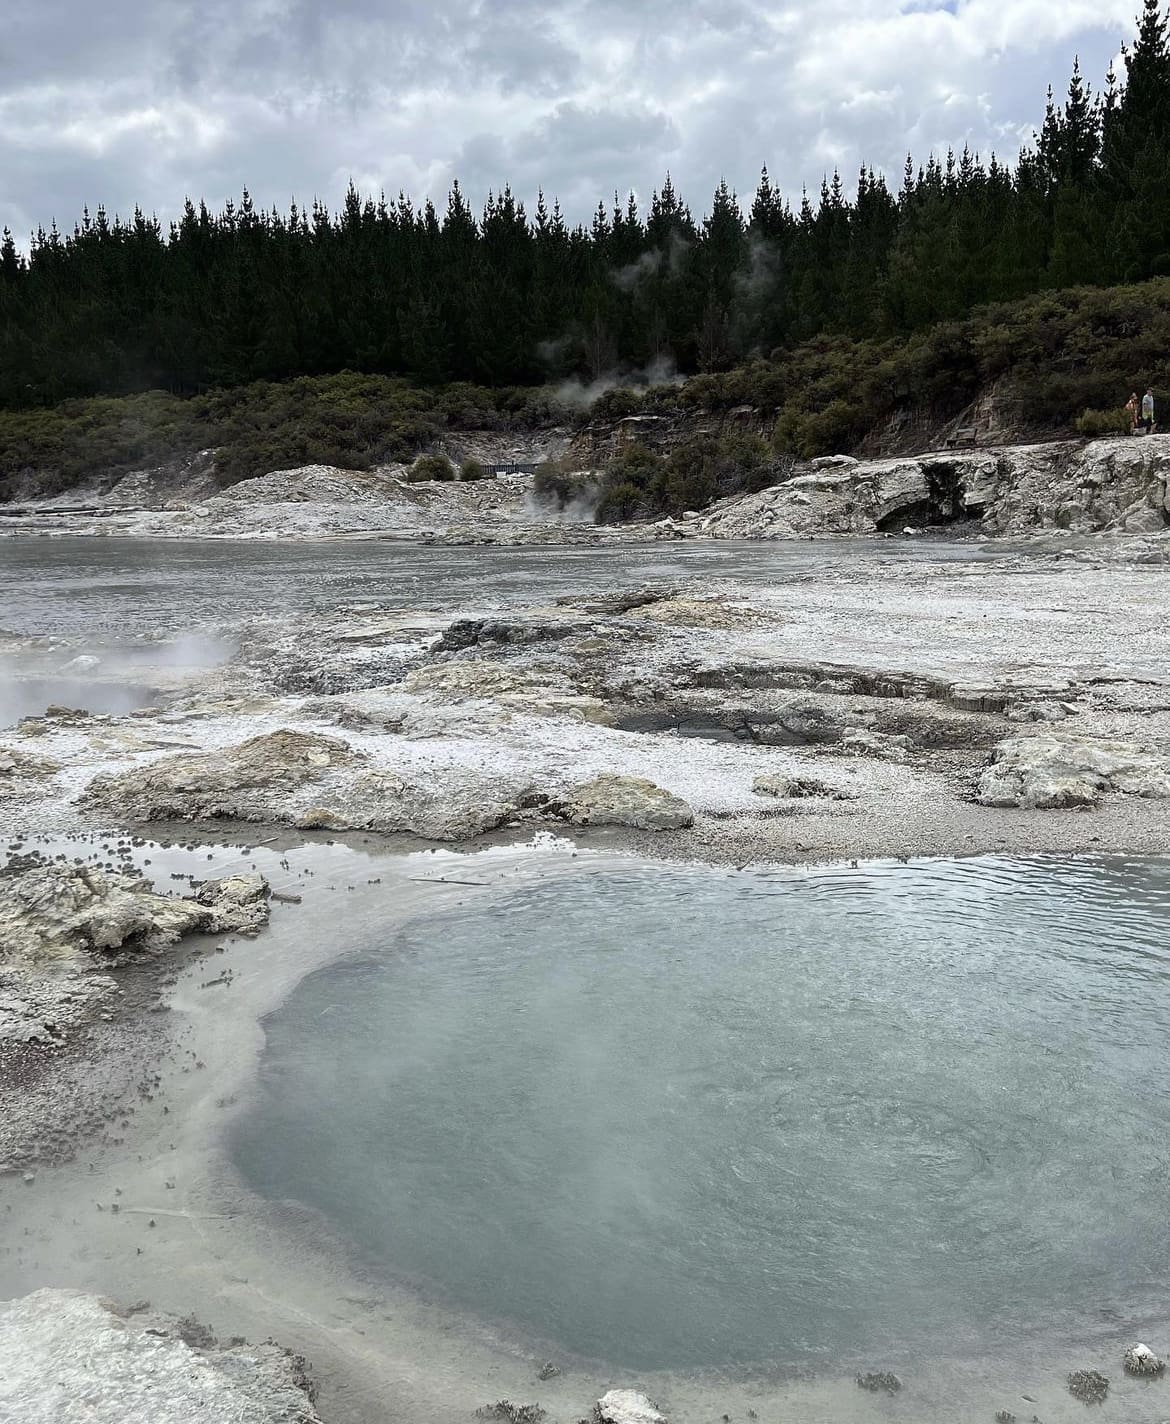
(233, 856, 1170, 1372)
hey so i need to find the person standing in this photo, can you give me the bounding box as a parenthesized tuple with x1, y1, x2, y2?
(1141, 387, 1156, 435)
(1126, 392, 1140, 433)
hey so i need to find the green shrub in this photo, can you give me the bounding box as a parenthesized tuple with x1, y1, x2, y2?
(595, 480, 645, 523)
(1074, 407, 1131, 437)
(533, 457, 599, 510)
(459, 458, 489, 481)
(592, 431, 784, 522)
(0, 372, 556, 499)
(605, 441, 663, 488)
(589, 387, 644, 421)
(407, 452, 455, 482)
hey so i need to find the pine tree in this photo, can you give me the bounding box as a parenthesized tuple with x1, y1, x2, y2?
(1107, 0, 1170, 276)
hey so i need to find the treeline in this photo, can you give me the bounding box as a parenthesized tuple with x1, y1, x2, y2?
(1, 1, 1169, 410)
(7, 275, 1166, 508)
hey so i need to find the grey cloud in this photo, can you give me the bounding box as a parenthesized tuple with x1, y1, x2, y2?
(0, 0, 1136, 244)
(464, 18, 582, 97)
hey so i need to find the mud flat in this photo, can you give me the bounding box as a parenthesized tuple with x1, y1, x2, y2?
(3, 533, 1170, 1422)
(5, 541, 1169, 861)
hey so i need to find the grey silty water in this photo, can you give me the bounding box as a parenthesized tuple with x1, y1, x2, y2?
(0, 534, 1002, 639)
(232, 854, 1170, 1374)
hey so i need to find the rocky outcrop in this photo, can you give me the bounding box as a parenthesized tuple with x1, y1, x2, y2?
(561, 775, 694, 830)
(985, 437, 1170, 535)
(79, 729, 694, 840)
(595, 1390, 668, 1424)
(0, 1289, 322, 1424)
(977, 735, 1170, 808)
(0, 861, 270, 962)
(683, 457, 944, 538)
(81, 732, 531, 840)
(0, 747, 59, 805)
(80, 729, 360, 824)
(681, 436, 1170, 540)
(296, 769, 529, 840)
(841, 728, 912, 762)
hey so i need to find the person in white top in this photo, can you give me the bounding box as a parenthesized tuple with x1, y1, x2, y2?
(1140, 388, 1155, 435)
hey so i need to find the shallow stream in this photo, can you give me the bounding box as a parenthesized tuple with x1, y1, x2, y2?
(233, 853, 1170, 1376)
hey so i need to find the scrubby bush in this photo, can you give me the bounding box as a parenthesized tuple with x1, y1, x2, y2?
(1074, 407, 1131, 437)
(591, 431, 784, 522)
(0, 372, 559, 499)
(595, 480, 645, 523)
(533, 456, 600, 511)
(459, 458, 490, 481)
(682, 277, 1170, 454)
(407, 452, 456, 482)
(589, 387, 644, 421)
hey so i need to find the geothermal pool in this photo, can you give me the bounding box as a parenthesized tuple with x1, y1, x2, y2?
(233, 855, 1170, 1374)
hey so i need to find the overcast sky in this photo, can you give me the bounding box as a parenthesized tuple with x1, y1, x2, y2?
(0, 0, 1138, 242)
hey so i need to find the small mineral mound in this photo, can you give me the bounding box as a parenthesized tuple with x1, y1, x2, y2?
(856, 1371, 902, 1394)
(752, 773, 855, 800)
(476, 1404, 546, 1424)
(1124, 1342, 1164, 1376)
(1067, 1368, 1109, 1403)
(594, 1391, 668, 1424)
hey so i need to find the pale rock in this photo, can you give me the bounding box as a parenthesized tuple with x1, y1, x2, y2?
(78, 726, 536, 842)
(0, 1288, 322, 1424)
(295, 806, 355, 831)
(1005, 700, 1069, 723)
(682, 436, 1170, 540)
(632, 597, 757, 629)
(0, 861, 271, 962)
(810, 454, 859, 470)
(1123, 1342, 1164, 1376)
(80, 728, 363, 823)
(596, 1389, 668, 1424)
(841, 727, 911, 762)
(0, 747, 59, 780)
(977, 734, 1170, 808)
(194, 873, 270, 932)
(1122, 504, 1168, 533)
(405, 659, 612, 724)
(562, 774, 694, 830)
